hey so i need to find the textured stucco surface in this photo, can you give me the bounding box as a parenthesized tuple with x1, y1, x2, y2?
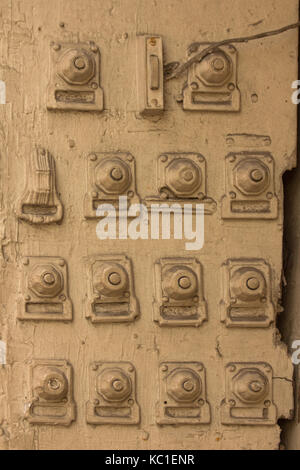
(0, 0, 298, 450)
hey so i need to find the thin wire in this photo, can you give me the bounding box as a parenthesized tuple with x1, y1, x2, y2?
(165, 21, 300, 80)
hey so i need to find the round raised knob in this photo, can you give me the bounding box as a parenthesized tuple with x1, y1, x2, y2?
(43, 272, 56, 285)
(230, 267, 266, 302)
(195, 51, 232, 86)
(178, 276, 192, 289)
(28, 264, 63, 298)
(112, 379, 124, 391)
(182, 379, 194, 392)
(95, 158, 131, 194)
(97, 368, 132, 402)
(108, 272, 121, 286)
(74, 56, 86, 70)
(212, 57, 225, 71)
(93, 262, 129, 297)
(183, 170, 194, 182)
(163, 265, 198, 301)
(167, 368, 202, 403)
(165, 158, 201, 197)
(233, 369, 269, 404)
(250, 169, 264, 183)
(249, 380, 263, 393)
(38, 368, 68, 401)
(234, 158, 270, 196)
(246, 277, 260, 291)
(57, 48, 95, 85)
(110, 167, 123, 181)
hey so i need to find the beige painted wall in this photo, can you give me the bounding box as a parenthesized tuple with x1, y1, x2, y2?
(0, 0, 298, 450)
